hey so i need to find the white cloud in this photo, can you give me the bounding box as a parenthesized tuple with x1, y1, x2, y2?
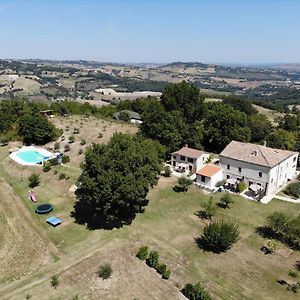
(0, 1, 18, 13)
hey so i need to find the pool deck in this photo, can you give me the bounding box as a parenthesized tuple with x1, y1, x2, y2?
(9, 146, 55, 166)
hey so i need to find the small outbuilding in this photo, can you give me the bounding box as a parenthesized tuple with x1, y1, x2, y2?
(196, 164, 223, 189)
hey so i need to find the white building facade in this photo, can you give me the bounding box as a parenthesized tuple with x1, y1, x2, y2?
(171, 147, 209, 174)
(219, 141, 298, 195)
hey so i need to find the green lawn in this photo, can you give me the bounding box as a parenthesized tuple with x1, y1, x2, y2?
(0, 143, 299, 299)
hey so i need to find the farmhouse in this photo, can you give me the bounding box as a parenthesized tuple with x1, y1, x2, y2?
(113, 110, 142, 124)
(219, 141, 298, 195)
(171, 146, 209, 174)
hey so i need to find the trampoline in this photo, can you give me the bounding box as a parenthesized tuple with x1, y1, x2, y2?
(35, 204, 53, 214)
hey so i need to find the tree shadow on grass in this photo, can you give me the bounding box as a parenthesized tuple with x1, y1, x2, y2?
(194, 237, 223, 254)
(173, 185, 186, 192)
(70, 199, 149, 230)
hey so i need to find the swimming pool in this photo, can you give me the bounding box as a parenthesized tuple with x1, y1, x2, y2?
(10, 146, 54, 166)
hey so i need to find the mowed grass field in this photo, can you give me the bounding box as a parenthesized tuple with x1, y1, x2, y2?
(0, 116, 299, 299)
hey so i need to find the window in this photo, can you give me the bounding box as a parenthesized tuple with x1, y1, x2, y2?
(201, 175, 205, 183)
(227, 175, 230, 179)
(172, 161, 176, 167)
(172, 155, 176, 160)
(238, 167, 242, 173)
(293, 156, 297, 162)
(227, 164, 230, 170)
(187, 158, 193, 163)
(180, 156, 185, 161)
(259, 172, 262, 178)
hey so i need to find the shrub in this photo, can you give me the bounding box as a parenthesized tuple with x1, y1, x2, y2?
(73, 127, 80, 134)
(54, 170, 58, 175)
(80, 139, 86, 145)
(59, 173, 66, 180)
(295, 260, 300, 272)
(175, 176, 193, 192)
(162, 269, 171, 280)
(54, 142, 60, 151)
(62, 155, 70, 163)
(0, 136, 9, 146)
(69, 135, 75, 143)
(64, 144, 71, 152)
(98, 132, 103, 138)
(43, 161, 51, 172)
(78, 149, 83, 155)
(199, 197, 216, 220)
(288, 270, 298, 278)
(146, 251, 159, 268)
(28, 173, 40, 188)
(163, 165, 171, 177)
(215, 179, 226, 187)
(50, 274, 60, 289)
(285, 182, 300, 198)
(219, 193, 234, 209)
(265, 212, 300, 250)
(156, 263, 167, 275)
(136, 246, 149, 261)
(98, 263, 112, 279)
(48, 157, 59, 166)
(199, 220, 240, 253)
(181, 283, 211, 300)
(238, 181, 247, 193)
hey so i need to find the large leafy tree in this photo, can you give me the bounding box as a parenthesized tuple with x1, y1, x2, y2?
(140, 101, 187, 153)
(161, 81, 206, 122)
(203, 103, 251, 152)
(18, 112, 57, 145)
(267, 128, 296, 150)
(249, 113, 272, 143)
(72, 133, 165, 229)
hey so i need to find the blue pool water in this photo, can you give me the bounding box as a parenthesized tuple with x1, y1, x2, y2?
(16, 150, 49, 164)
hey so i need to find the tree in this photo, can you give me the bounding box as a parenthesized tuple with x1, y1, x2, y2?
(267, 129, 296, 150)
(146, 250, 160, 268)
(249, 114, 272, 143)
(28, 173, 40, 188)
(203, 103, 251, 152)
(199, 197, 216, 220)
(18, 113, 57, 145)
(136, 246, 149, 260)
(163, 165, 171, 177)
(50, 275, 60, 289)
(224, 96, 257, 115)
(199, 220, 240, 253)
(176, 176, 193, 192)
(72, 133, 165, 229)
(161, 81, 205, 122)
(98, 263, 112, 279)
(218, 193, 234, 209)
(181, 282, 211, 300)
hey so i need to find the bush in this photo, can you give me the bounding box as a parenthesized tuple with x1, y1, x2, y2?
(295, 260, 300, 272)
(98, 263, 112, 279)
(136, 246, 149, 261)
(64, 144, 71, 152)
(0, 136, 9, 146)
(73, 127, 80, 134)
(48, 157, 59, 166)
(163, 165, 171, 177)
(285, 182, 300, 198)
(219, 193, 234, 208)
(162, 269, 171, 279)
(181, 283, 211, 300)
(175, 176, 193, 192)
(199, 220, 240, 253)
(54, 142, 60, 151)
(146, 251, 159, 268)
(156, 263, 167, 275)
(59, 173, 66, 180)
(199, 197, 216, 220)
(265, 212, 300, 250)
(78, 149, 83, 155)
(69, 135, 75, 143)
(215, 179, 226, 187)
(62, 155, 70, 163)
(80, 139, 86, 145)
(238, 181, 247, 193)
(28, 173, 40, 188)
(288, 270, 298, 278)
(43, 161, 51, 172)
(54, 170, 58, 175)
(98, 132, 103, 138)
(50, 274, 59, 289)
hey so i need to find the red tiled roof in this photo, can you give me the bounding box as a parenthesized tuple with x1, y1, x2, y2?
(196, 164, 222, 177)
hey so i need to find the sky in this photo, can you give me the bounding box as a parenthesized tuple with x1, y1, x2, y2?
(0, 0, 299, 64)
